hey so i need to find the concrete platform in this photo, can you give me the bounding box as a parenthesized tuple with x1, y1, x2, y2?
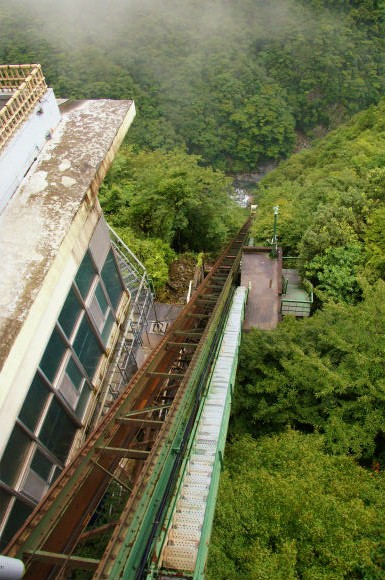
(282, 269, 312, 317)
(241, 248, 280, 330)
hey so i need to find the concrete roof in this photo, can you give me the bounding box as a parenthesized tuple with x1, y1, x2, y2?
(0, 99, 135, 371)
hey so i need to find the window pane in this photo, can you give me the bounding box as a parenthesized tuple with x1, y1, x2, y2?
(58, 357, 84, 410)
(89, 293, 106, 332)
(101, 311, 115, 345)
(19, 373, 50, 431)
(39, 328, 67, 382)
(76, 384, 91, 420)
(73, 316, 103, 379)
(52, 466, 62, 483)
(75, 252, 96, 299)
(101, 250, 124, 311)
(95, 283, 109, 315)
(0, 488, 12, 529)
(58, 288, 82, 338)
(0, 425, 31, 486)
(59, 373, 78, 409)
(22, 469, 49, 503)
(39, 399, 77, 463)
(30, 449, 53, 480)
(89, 282, 111, 335)
(65, 358, 83, 390)
(0, 499, 34, 551)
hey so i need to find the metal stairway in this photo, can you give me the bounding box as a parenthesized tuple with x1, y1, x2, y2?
(158, 287, 247, 577)
(105, 226, 154, 404)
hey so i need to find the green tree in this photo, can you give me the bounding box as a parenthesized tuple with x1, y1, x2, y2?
(305, 243, 363, 303)
(233, 282, 385, 461)
(207, 431, 385, 579)
(100, 147, 244, 253)
(364, 206, 385, 280)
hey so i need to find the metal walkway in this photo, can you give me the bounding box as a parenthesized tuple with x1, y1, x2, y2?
(158, 287, 247, 578)
(4, 219, 252, 579)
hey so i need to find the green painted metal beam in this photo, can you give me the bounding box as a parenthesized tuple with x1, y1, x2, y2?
(97, 447, 150, 460)
(115, 417, 164, 428)
(96, 260, 240, 578)
(23, 551, 100, 570)
(146, 372, 185, 378)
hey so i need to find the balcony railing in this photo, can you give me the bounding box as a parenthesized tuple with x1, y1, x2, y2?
(0, 64, 47, 151)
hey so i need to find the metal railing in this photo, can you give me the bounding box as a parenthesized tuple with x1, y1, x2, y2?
(0, 64, 47, 151)
(281, 293, 313, 317)
(282, 255, 303, 269)
(101, 226, 154, 408)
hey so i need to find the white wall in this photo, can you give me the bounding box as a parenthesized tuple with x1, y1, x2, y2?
(0, 88, 61, 214)
(0, 202, 101, 458)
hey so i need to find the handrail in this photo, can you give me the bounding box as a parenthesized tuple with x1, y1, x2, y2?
(0, 64, 47, 152)
(281, 296, 313, 304)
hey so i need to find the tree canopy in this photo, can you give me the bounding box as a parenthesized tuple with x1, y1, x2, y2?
(1, 0, 385, 171)
(99, 147, 244, 287)
(253, 100, 385, 303)
(207, 431, 385, 579)
(233, 282, 385, 462)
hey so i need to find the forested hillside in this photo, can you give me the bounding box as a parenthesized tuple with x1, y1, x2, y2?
(2, 0, 385, 577)
(254, 101, 385, 304)
(208, 63, 385, 580)
(1, 0, 385, 171)
(99, 146, 244, 288)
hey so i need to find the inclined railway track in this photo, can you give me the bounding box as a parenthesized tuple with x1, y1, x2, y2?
(5, 218, 251, 579)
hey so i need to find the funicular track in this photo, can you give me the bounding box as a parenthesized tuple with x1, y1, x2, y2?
(5, 219, 251, 579)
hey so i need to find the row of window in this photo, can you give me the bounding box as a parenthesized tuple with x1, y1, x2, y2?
(0, 245, 125, 548)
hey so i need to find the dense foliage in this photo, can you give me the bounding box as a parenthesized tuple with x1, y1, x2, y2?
(208, 65, 385, 580)
(233, 282, 385, 462)
(3, 0, 385, 576)
(253, 100, 385, 304)
(208, 432, 385, 579)
(1, 0, 385, 171)
(99, 147, 244, 288)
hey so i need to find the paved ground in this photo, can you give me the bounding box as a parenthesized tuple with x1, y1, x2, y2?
(241, 250, 280, 330)
(138, 302, 183, 367)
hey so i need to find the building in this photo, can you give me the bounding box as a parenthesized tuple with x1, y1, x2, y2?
(0, 64, 153, 547)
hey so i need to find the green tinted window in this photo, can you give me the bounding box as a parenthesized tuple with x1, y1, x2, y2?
(101, 250, 124, 311)
(0, 425, 31, 486)
(75, 252, 96, 299)
(95, 283, 109, 315)
(101, 311, 115, 345)
(73, 316, 103, 379)
(30, 449, 53, 480)
(19, 373, 50, 431)
(39, 399, 77, 463)
(0, 499, 34, 550)
(58, 288, 82, 338)
(65, 357, 83, 391)
(76, 384, 91, 420)
(39, 328, 67, 382)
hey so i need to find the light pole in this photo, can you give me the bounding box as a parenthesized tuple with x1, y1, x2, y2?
(271, 205, 279, 257)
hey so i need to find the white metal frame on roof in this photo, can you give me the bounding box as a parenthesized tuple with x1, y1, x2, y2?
(0, 64, 47, 152)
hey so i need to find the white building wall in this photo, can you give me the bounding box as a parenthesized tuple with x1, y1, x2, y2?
(0, 201, 101, 458)
(0, 88, 61, 214)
